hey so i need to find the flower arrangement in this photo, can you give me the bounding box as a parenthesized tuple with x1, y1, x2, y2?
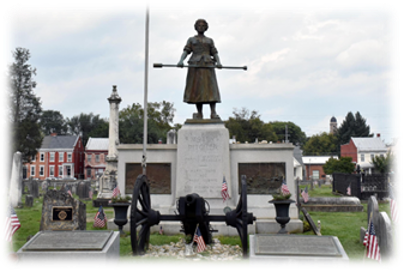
(110, 195, 132, 203)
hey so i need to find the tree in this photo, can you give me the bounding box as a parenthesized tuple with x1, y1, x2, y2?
(40, 110, 68, 135)
(323, 157, 356, 174)
(119, 101, 175, 144)
(302, 132, 338, 156)
(371, 152, 393, 174)
(67, 113, 109, 146)
(337, 111, 373, 146)
(271, 121, 307, 146)
(225, 108, 278, 143)
(8, 48, 43, 162)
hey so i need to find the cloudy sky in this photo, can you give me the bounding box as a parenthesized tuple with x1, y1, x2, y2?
(1, 0, 402, 145)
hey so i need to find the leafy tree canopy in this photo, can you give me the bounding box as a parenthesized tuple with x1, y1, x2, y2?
(302, 132, 338, 156)
(225, 108, 278, 143)
(40, 110, 68, 135)
(323, 156, 356, 174)
(66, 113, 109, 146)
(119, 101, 175, 144)
(8, 47, 43, 162)
(270, 121, 307, 146)
(371, 152, 393, 174)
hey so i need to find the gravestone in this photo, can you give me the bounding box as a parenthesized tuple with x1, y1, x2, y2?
(360, 196, 393, 260)
(40, 189, 86, 231)
(41, 181, 49, 194)
(249, 234, 349, 261)
(301, 207, 321, 236)
(25, 195, 33, 207)
(17, 231, 120, 260)
(9, 151, 23, 207)
(77, 181, 90, 199)
(29, 180, 39, 198)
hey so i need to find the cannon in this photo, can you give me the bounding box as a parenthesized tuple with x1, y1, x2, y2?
(130, 174, 255, 257)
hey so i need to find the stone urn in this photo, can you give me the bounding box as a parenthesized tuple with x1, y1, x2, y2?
(110, 202, 131, 236)
(268, 199, 295, 234)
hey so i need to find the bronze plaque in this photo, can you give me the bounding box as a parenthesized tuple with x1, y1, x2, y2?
(52, 206, 73, 221)
(126, 163, 171, 194)
(238, 163, 286, 194)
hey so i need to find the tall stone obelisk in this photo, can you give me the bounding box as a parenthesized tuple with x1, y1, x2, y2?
(97, 86, 121, 200)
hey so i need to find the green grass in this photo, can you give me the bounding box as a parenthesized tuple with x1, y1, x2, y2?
(299, 184, 340, 198)
(10, 187, 395, 261)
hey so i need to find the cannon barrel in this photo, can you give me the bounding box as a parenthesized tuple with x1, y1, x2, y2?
(185, 193, 200, 206)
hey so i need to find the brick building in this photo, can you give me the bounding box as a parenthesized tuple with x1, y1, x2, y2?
(302, 156, 336, 180)
(84, 137, 109, 180)
(23, 134, 85, 180)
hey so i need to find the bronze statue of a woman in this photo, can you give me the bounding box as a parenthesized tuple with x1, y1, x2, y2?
(177, 19, 222, 120)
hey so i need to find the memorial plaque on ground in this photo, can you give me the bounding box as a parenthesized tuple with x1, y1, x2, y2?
(40, 189, 86, 231)
(126, 163, 171, 194)
(238, 163, 286, 194)
(252, 234, 347, 258)
(17, 230, 120, 260)
(22, 231, 113, 251)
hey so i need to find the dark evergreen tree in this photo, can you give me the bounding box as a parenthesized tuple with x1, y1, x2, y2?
(337, 111, 373, 146)
(8, 48, 43, 162)
(66, 113, 109, 146)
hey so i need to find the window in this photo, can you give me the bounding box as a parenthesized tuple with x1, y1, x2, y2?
(39, 166, 44, 176)
(96, 154, 100, 163)
(67, 152, 72, 162)
(361, 154, 365, 162)
(380, 154, 385, 158)
(371, 154, 375, 161)
(59, 166, 63, 177)
(31, 166, 35, 176)
(59, 152, 64, 162)
(312, 170, 320, 180)
(87, 154, 92, 162)
(49, 166, 54, 177)
(31, 154, 36, 162)
(40, 152, 45, 162)
(50, 152, 55, 162)
(87, 168, 92, 178)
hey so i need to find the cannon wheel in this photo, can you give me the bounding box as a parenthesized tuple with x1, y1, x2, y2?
(130, 174, 152, 255)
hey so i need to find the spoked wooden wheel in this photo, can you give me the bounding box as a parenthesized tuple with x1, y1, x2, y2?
(130, 174, 160, 255)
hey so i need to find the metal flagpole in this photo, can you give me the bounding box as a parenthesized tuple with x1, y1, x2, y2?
(142, 6, 150, 175)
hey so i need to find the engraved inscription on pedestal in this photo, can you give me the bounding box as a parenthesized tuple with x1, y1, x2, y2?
(176, 124, 231, 198)
(238, 163, 286, 194)
(254, 235, 342, 257)
(126, 163, 171, 194)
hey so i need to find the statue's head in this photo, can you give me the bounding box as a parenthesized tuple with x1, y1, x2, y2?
(194, 19, 208, 32)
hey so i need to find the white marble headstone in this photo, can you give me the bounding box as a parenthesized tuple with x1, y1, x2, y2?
(9, 151, 23, 207)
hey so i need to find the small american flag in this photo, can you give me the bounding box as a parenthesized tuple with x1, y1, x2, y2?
(193, 227, 206, 253)
(112, 185, 120, 198)
(93, 206, 107, 228)
(65, 185, 72, 197)
(221, 176, 230, 202)
(365, 219, 381, 261)
(5, 205, 21, 242)
(159, 226, 164, 235)
(301, 186, 309, 203)
(388, 182, 401, 224)
(347, 184, 351, 196)
(281, 178, 290, 196)
(89, 189, 93, 199)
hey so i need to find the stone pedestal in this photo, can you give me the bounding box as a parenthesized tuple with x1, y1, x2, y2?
(176, 120, 231, 200)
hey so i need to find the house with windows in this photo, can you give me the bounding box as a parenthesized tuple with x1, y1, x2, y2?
(84, 137, 109, 180)
(340, 135, 388, 174)
(23, 133, 85, 180)
(302, 155, 336, 181)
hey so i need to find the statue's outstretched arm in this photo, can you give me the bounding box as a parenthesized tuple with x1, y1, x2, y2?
(177, 51, 189, 67)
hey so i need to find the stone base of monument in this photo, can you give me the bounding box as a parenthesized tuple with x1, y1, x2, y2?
(16, 231, 120, 261)
(249, 234, 349, 262)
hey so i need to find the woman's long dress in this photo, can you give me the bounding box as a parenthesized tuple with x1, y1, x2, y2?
(183, 35, 221, 104)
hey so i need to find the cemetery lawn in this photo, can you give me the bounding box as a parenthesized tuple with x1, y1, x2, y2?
(11, 186, 394, 261)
